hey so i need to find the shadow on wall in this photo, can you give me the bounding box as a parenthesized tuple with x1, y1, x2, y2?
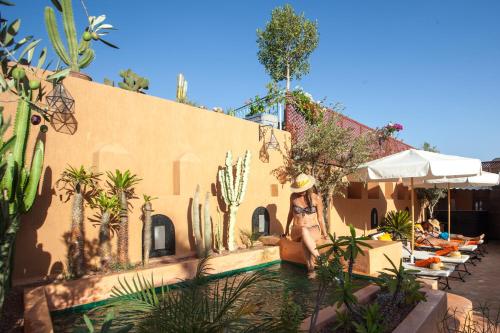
(267, 203, 284, 235)
(14, 163, 56, 282)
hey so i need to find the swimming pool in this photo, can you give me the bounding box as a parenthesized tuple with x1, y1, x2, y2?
(51, 261, 368, 332)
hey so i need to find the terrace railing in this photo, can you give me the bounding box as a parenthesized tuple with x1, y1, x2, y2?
(232, 93, 285, 129)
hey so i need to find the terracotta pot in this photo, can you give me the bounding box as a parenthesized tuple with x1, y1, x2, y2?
(69, 71, 92, 81)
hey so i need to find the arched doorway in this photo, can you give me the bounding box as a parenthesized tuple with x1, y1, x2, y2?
(252, 207, 270, 236)
(370, 208, 378, 229)
(149, 214, 175, 258)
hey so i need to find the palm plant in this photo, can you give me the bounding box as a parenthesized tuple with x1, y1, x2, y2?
(74, 311, 133, 333)
(379, 210, 412, 241)
(57, 165, 101, 277)
(90, 191, 120, 271)
(141, 194, 157, 266)
(109, 256, 296, 332)
(106, 170, 141, 265)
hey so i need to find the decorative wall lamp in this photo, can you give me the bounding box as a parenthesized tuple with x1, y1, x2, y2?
(258, 124, 281, 151)
(46, 83, 75, 114)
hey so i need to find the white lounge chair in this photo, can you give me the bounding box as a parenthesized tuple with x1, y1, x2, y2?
(402, 262, 455, 290)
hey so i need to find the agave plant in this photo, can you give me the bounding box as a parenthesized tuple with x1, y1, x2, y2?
(57, 165, 101, 277)
(379, 210, 412, 241)
(90, 191, 120, 271)
(109, 256, 296, 332)
(106, 170, 141, 265)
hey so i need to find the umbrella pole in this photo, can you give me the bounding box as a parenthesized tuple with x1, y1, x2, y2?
(448, 183, 451, 241)
(411, 178, 415, 257)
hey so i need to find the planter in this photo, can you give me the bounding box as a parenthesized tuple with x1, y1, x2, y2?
(69, 71, 92, 81)
(245, 113, 278, 128)
(301, 287, 448, 333)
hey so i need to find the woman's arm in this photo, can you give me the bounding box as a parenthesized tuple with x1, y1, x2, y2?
(284, 195, 294, 236)
(315, 194, 327, 237)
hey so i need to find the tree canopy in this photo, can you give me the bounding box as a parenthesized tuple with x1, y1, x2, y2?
(257, 4, 319, 90)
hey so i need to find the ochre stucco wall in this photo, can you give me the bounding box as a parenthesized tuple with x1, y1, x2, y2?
(4, 76, 410, 285)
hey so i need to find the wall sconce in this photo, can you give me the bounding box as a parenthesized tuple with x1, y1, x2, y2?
(46, 83, 75, 114)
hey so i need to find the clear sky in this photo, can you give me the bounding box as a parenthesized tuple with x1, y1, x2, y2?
(7, 1, 500, 161)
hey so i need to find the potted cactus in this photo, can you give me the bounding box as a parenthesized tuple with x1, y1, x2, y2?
(45, 0, 118, 80)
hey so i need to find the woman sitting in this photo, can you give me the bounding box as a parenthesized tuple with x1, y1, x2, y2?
(284, 174, 328, 272)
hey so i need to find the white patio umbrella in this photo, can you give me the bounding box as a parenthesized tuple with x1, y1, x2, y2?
(356, 149, 482, 258)
(408, 171, 500, 239)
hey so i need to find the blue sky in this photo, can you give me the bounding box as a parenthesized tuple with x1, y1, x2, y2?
(8, 1, 500, 160)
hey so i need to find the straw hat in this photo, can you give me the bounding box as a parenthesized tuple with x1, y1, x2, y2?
(290, 173, 316, 193)
(429, 219, 441, 231)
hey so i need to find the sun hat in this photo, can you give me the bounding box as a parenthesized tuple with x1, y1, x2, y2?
(290, 173, 316, 193)
(429, 219, 441, 231)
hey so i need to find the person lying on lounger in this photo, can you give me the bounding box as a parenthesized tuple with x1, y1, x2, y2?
(415, 223, 481, 248)
(426, 219, 484, 241)
(284, 173, 328, 273)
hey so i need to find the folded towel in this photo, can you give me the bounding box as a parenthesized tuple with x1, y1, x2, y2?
(435, 245, 458, 256)
(415, 257, 441, 267)
(466, 240, 479, 245)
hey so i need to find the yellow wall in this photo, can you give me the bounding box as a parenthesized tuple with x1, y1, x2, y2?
(4, 76, 410, 285)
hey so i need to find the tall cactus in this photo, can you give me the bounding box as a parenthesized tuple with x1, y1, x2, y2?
(45, 0, 94, 72)
(0, 93, 44, 311)
(45, 0, 117, 73)
(191, 185, 203, 257)
(176, 73, 188, 103)
(203, 192, 212, 255)
(218, 150, 251, 251)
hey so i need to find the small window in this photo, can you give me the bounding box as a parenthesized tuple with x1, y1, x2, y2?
(370, 208, 378, 229)
(149, 214, 175, 258)
(405, 207, 410, 213)
(252, 207, 270, 236)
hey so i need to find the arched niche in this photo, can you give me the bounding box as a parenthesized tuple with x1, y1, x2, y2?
(149, 214, 175, 258)
(252, 207, 270, 236)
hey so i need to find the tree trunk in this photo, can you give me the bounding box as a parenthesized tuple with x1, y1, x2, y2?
(227, 206, 238, 251)
(99, 211, 111, 271)
(286, 63, 290, 92)
(322, 193, 330, 232)
(117, 191, 129, 265)
(0, 214, 19, 314)
(142, 202, 152, 266)
(70, 190, 84, 277)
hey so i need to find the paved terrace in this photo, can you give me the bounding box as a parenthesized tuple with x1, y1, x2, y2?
(449, 241, 500, 312)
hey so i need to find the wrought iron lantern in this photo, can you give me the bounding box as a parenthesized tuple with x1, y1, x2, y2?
(266, 129, 280, 151)
(46, 83, 75, 114)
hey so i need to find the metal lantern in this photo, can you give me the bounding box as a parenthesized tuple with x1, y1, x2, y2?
(266, 129, 281, 151)
(46, 83, 75, 114)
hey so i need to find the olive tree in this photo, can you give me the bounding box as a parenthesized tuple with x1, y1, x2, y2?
(274, 112, 375, 227)
(257, 4, 319, 91)
(416, 142, 447, 219)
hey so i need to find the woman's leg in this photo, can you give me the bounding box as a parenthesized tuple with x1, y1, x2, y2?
(301, 227, 321, 271)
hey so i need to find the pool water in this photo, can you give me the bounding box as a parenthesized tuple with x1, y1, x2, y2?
(51, 262, 368, 332)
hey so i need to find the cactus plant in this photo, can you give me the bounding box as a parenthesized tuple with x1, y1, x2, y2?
(203, 192, 212, 255)
(106, 170, 141, 265)
(44, 0, 117, 73)
(218, 150, 251, 251)
(56, 165, 101, 277)
(117, 69, 149, 93)
(191, 185, 203, 257)
(91, 191, 120, 271)
(141, 194, 157, 266)
(176, 73, 188, 103)
(214, 207, 224, 253)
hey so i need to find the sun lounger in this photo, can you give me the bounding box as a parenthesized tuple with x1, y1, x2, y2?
(403, 262, 455, 290)
(410, 250, 471, 281)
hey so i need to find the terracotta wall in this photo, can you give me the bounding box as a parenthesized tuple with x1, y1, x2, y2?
(4, 76, 409, 285)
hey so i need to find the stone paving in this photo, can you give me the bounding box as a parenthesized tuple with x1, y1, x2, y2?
(447, 241, 500, 312)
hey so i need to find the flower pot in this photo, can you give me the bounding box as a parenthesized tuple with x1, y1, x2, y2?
(245, 113, 278, 128)
(69, 71, 92, 81)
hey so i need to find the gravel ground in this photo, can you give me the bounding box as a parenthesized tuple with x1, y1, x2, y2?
(0, 288, 24, 333)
